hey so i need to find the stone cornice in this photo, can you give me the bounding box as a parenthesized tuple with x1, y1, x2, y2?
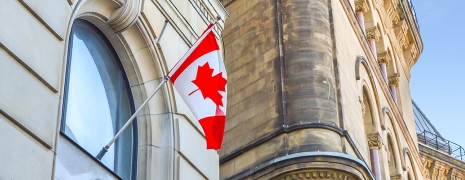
(400, 0, 423, 60)
(275, 170, 357, 180)
(386, 1, 400, 26)
(372, 0, 423, 79)
(419, 144, 465, 172)
(340, 0, 423, 168)
(367, 133, 383, 149)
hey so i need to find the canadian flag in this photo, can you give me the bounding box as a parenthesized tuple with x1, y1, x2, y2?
(168, 24, 227, 150)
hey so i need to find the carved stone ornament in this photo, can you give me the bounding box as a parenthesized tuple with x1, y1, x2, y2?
(359, 96, 366, 115)
(431, 162, 450, 180)
(390, 174, 403, 180)
(367, 133, 383, 149)
(355, 0, 369, 13)
(387, 2, 400, 26)
(374, 0, 383, 9)
(366, 26, 380, 41)
(451, 168, 465, 180)
(274, 170, 357, 180)
(420, 156, 432, 179)
(408, 44, 418, 59)
(388, 75, 399, 87)
(377, 52, 391, 65)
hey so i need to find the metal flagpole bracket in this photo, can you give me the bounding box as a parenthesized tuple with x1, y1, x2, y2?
(96, 76, 169, 160)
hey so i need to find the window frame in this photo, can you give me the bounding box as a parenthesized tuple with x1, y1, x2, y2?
(60, 19, 138, 180)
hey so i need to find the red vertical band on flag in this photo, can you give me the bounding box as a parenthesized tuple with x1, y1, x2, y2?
(199, 115, 226, 150)
(170, 32, 219, 83)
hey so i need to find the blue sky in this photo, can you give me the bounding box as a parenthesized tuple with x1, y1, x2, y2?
(410, 0, 465, 148)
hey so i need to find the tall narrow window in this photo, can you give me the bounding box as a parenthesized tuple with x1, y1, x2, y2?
(61, 19, 137, 179)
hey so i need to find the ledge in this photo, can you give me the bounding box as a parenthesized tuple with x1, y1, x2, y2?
(226, 152, 376, 180)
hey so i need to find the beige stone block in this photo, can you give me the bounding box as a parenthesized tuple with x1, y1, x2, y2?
(219, 159, 235, 179)
(137, 145, 173, 180)
(19, 0, 71, 40)
(133, 47, 163, 82)
(155, 0, 197, 44)
(178, 155, 206, 180)
(137, 114, 176, 179)
(159, 23, 190, 70)
(0, 0, 65, 90)
(0, 115, 54, 180)
(0, 48, 59, 148)
(146, 114, 173, 147)
(171, 0, 189, 17)
(142, 2, 167, 38)
(55, 135, 119, 180)
(177, 117, 219, 180)
(121, 24, 151, 56)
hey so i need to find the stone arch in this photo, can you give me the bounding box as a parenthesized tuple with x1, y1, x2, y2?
(361, 82, 380, 133)
(355, 56, 382, 129)
(380, 106, 394, 130)
(384, 108, 405, 175)
(403, 148, 419, 179)
(385, 132, 402, 177)
(63, 1, 176, 178)
(73, 0, 142, 32)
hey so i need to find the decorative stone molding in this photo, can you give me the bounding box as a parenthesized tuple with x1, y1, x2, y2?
(366, 26, 380, 41)
(274, 170, 357, 180)
(420, 156, 433, 179)
(451, 169, 465, 180)
(396, 33, 407, 50)
(438, 164, 450, 180)
(191, 0, 224, 34)
(359, 96, 366, 115)
(431, 162, 450, 180)
(355, 0, 369, 13)
(367, 133, 383, 149)
(406, 44, 418, 60)
(377, 51, 391, 65)
(390, 174, 404, 180)
(107, 0, 143, 32)
(388, 75, 399, 87)
(77, 0, 142, 33)
(395, 20, 409, 49)
(387, 2, 400, 26)
(374, 0, 383, 9)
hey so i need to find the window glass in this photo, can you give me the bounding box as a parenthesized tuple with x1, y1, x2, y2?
(62, 19, 136, 179)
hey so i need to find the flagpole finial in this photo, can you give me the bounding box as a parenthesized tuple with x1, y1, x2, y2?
(216, 15, 222, 21)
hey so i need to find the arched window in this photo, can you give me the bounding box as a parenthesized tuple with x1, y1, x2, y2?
(61, 19, 137, 179)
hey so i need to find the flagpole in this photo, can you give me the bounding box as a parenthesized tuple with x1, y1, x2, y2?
(96, 76, 169, 160)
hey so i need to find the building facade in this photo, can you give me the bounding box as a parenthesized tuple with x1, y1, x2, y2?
(219, 0, 425, 179)
(0, 0, 227, 179)
(2, 0, 465, 180)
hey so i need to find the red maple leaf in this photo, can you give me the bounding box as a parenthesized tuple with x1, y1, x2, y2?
(190, 62, 227, 107)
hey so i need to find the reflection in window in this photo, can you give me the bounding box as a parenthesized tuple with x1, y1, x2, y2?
(61, 19, 136, 179)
